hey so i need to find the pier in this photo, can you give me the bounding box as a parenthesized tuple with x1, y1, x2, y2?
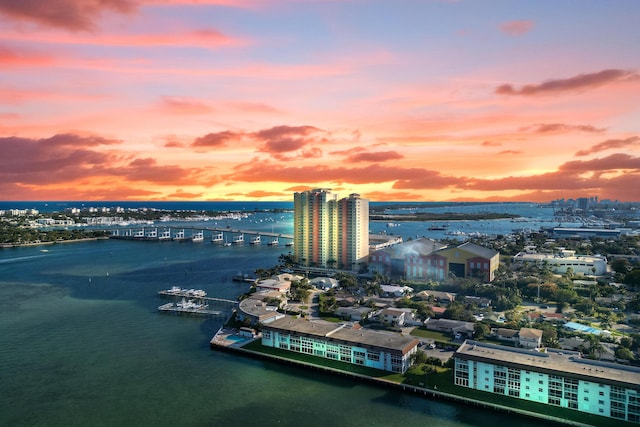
(158, 301, 224, 316)
(158, 288, 238, 305)
(109, 226, 293, 246)
(157, 287, 238, 317)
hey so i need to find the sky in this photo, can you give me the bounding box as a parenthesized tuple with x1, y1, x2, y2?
(0, 0, 639, 203)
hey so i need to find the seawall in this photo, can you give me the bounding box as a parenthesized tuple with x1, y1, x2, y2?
(211, 341, 590, 427)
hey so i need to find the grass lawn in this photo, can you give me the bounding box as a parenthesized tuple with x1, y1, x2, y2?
(317, 315, 343, 323)
(410, 328, 450, 340)
(242, 339, 397, 379)
(418, 370, 635, 427)
(240, 340, 636, 427)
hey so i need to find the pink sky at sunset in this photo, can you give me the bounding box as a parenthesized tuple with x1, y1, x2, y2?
(0, 0, 639, 202)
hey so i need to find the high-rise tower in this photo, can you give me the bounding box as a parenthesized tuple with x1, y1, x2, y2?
(337, 193, 369, 270)
(293, 189, 369, 270)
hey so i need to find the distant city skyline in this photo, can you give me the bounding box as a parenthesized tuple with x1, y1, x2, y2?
(0, 1, 639, 202)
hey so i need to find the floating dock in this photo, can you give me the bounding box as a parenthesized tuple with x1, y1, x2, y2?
(158, 301, 224, 316)
(157, 288, 238, 305)
(156, 287, 238, 317)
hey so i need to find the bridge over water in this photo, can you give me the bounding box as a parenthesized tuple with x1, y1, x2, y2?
(107, 225, 293, 245)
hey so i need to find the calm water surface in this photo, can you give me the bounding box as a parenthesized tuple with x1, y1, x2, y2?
(1, 221, 551, 426)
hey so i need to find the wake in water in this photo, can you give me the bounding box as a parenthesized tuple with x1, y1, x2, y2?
(0, 255, 47, 264)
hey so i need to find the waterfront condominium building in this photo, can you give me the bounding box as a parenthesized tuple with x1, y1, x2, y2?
(454, 340, 640, 424)
(293, 189, 369, 270)
(261, 317, 419, 373)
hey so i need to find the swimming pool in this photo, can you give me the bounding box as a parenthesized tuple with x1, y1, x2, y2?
(564, 321, 602, 335)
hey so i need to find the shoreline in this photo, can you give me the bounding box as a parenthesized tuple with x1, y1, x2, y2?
(0, 237, 107, 249)
(210, 338, 589, 427)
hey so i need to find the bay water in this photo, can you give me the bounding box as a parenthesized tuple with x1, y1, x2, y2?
(0, 206, 553, 427)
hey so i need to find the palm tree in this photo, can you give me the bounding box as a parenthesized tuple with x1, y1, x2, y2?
(583, 334, 605, 360)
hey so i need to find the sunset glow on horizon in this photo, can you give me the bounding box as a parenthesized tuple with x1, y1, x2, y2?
(1, 0, 639, 202)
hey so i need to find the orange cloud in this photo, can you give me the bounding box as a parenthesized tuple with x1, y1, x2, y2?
(0, 182, 163, 201)
(0, 133, 205, 189)
(461, 154, 640, 194)
(559, 153, 640, 172)
(0, 44, 53, 67)
(363, 190, 426, 201)
(522, 123, 605, 134)
(330, 146, 406, 164)
(166, 190, 204, 198)
(0, 28, 244, 48)
(0, 0, 137, 31)
(192, 131, 242, 148)
(157, 96, 215, 115)
(251, 125, 326, 160)
(499, 20, 535, 36)
(229, 162, 463, 188)
(245, 190, 289, 198)
(344, 150, 404, 163)
(0, 133, 118, 184)
(481, 141, 501, 147)
(495, 69, 638, 96)
(224, 101, 281, 114)
(189, 125, 326, 157)
(575, 136, 640, 156)
(114, 158, 204, 184)
(284, 185, 314, 192)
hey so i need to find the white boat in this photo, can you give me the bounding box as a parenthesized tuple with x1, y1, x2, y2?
(268, 238, 279, 246)
(192, 230, 204, 242)
(159, 229, 171, 240)
(211, 232, 224, 243)
(250, 235, 261, 245)
(176, 298, 205, 310)
(173, 229, 186, 241)
(232, 234, 244, 244)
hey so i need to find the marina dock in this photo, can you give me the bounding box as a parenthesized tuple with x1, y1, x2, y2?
(157, 287, 238, 317)
(157, 287, 238, 305)
(158, 301, 224, 316)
